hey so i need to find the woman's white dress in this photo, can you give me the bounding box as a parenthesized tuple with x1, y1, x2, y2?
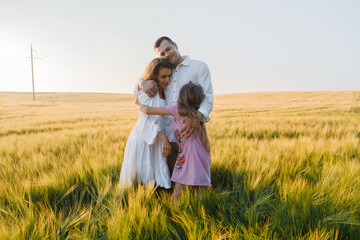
(118, 89, 171, 189)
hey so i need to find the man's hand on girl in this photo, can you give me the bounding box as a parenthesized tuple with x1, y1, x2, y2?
(181, 112, 203, 139)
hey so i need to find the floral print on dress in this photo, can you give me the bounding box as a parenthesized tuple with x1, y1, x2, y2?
(175, 129, 183, 144)
(175, 156, 186, 170)
(174, 129, 186, 171)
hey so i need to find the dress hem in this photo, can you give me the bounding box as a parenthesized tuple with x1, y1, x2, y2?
(171, 179, 211, 187)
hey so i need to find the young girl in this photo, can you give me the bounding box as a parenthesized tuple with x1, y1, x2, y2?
(118, 58, 172, 189)
(135, 82, 211, 201)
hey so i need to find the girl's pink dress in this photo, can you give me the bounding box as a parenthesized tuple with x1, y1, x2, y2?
(166, 104, 211, 186)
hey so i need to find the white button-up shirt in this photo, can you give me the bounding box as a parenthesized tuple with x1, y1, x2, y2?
(163, 55, 214, 142)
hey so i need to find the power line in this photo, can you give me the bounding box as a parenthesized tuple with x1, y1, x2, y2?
(42, 0, 252, 64)
(43, 0, 205, 60)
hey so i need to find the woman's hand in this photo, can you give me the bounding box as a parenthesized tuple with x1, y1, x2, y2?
(157, 132, 171, 157)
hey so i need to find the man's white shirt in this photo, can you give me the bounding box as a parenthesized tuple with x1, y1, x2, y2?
(163, 55, 213, 142)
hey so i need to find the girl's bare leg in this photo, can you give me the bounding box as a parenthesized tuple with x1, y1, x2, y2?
(172, 183, 185, 203)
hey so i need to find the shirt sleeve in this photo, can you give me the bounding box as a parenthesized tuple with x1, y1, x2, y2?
(133, 83, 142, 98)
(197, 62, 213, 122)
(137, 92, 162, 145)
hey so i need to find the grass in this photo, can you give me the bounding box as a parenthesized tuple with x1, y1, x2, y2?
(0, 91, 359, 239)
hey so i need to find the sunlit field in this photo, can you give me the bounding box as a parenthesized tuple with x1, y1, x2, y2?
(1, 91, 359, 239)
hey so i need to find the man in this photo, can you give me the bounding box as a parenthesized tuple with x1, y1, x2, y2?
(139, 36, 214, 174)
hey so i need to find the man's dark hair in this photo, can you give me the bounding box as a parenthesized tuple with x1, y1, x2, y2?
(154, 36, 174, 49)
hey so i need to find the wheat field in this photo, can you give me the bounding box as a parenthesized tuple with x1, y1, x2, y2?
(0, 91, 359, 239)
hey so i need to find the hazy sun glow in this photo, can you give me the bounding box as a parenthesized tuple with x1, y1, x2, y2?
(1, 0, 359, 94)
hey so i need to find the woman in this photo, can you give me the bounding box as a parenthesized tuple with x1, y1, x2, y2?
(118, 58, 172, 189)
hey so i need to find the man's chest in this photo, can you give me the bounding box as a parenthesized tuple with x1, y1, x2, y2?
(171, 67, 199, 85)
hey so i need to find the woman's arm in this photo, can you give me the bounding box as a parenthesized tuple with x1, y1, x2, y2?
(135, 99, 171, 115)
(157, 132, 171, 157)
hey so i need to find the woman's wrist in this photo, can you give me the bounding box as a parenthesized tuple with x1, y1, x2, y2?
(157, 131, 166, 140)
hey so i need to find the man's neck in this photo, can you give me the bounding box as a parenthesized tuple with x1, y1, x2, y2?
(174, 55, 186, 68)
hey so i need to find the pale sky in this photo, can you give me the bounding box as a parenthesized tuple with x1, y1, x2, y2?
(1, 0, 359, 94)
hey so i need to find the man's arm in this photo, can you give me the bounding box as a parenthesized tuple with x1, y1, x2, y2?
(181, 62, 213, 138)
(139, 80, 158, 98)
(197, 62, 213, 122)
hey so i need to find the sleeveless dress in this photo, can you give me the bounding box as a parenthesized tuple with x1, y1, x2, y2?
(118, 90, 171, 189)
(166, 104, 211, 186)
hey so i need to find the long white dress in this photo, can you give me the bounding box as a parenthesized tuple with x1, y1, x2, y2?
(118, 89, 171, 189)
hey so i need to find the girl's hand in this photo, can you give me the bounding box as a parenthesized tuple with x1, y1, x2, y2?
(134, 99, 150, 114)
(158, 132, 171, 157)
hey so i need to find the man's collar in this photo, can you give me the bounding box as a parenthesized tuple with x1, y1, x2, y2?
(178, 55, 190, 67)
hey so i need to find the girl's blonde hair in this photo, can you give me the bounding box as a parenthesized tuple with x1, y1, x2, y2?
(177, 82, 210, 153)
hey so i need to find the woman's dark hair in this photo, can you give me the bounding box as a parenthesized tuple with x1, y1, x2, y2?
(141, 58, 172, 97)
(142, 58, 172, 81)
(177, 82, 210, 153)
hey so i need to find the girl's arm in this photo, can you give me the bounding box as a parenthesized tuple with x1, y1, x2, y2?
(134, 98, 171, 115)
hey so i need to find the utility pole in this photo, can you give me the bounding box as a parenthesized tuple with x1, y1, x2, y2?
(27, 44, 42, 101)
(31, 44, 35, 101)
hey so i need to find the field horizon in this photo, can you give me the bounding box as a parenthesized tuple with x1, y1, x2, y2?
(1, 89, 358, 96)
(1, 90, 359, 239)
